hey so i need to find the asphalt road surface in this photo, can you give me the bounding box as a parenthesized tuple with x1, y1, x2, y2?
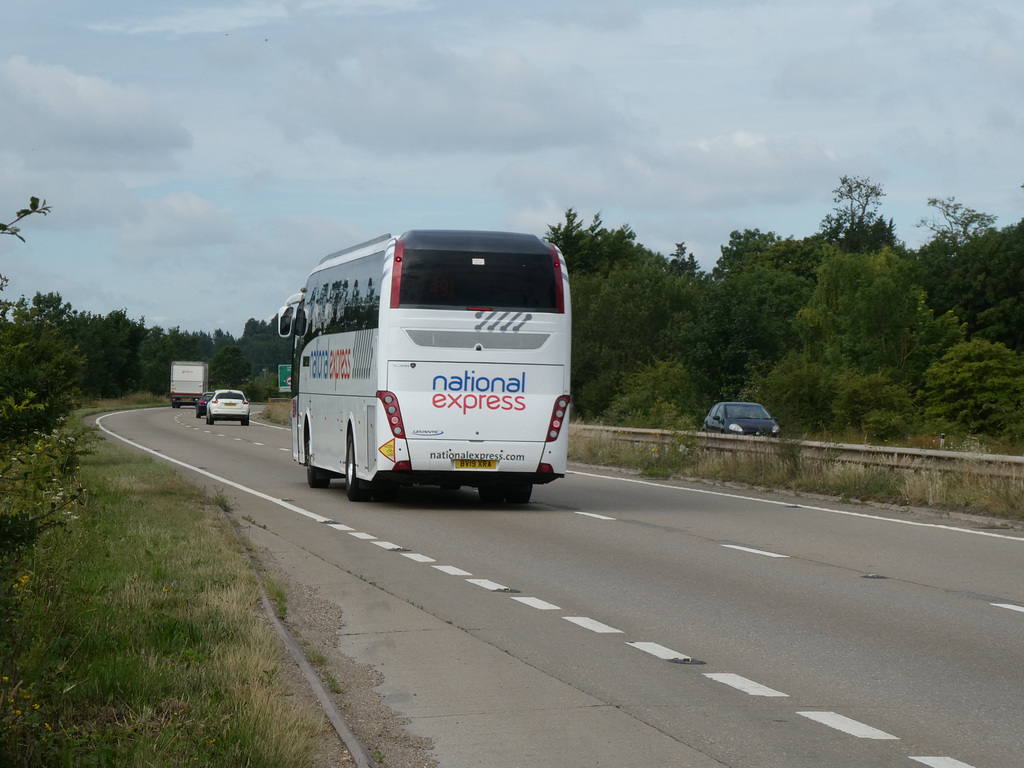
(94, 407, 1024, 768)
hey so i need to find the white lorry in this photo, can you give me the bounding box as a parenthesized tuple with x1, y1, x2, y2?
(170, 361, 209, 408)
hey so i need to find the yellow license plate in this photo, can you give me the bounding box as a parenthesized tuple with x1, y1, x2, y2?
(455, 459, 496, 470)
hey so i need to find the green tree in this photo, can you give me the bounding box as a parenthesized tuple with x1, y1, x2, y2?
(831, 371, 915, 439)
(546, 208, 663, 277)
(917, 196, 997, 251)
(666, 242, 702, 277)
(570, 261, 698, 416)
(918, 220, 1024, 351)
(682, 265, 814, 402)
(748, 352, 837, 435)
(71, 307, 148, 398)
(797, 248, 962, 387)
(922, 339, 1024, 437)
(209, 345, 251, 388)
(602, 359, 701, 429)
(237, 317, 291, 378)
(819, 175, 898, 253)
(712, 228, 781, 279)
(0, 298, 82, 441)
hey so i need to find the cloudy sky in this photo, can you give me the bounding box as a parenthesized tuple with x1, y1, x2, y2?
(3, 1, 1023, 336)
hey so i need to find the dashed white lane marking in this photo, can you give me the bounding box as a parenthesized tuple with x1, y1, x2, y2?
(563, 616, 623, 634)
(704, 672, 787, 697)
(433, 565, 473, 576)
(992, 602, 1024, 614)
(401, 553, 436, 563)
(371, 540, 403, 551)
(909, 757, 977, 768)
(721, 544, 789, 558)
(467, 578, 510, 591)
(574, 511, 616, 520)
(627, 641, 692, 663)
(327, 523, 354, 532)
(512, 597, 561, 610)
(348, 531, 376, 540)
(797, 711, 898, 740)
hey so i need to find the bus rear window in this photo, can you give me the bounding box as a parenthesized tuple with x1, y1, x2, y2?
(396, 249, 559, 311)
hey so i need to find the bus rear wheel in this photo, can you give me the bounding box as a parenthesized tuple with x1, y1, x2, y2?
(345, 432, 371, 502)
(478, 485, 504, 504)
(305, 428, 329, 488)
(504, 483, 533, 504)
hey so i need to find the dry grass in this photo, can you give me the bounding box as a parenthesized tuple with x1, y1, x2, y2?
(571, 431, 1024, 521)
(261, 400, 292, 426)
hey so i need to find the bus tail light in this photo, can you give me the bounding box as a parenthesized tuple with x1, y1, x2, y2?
(389, 239, 405, 308)
(545, 395, 570, 442)
(377, 391, 406, 437)
(549, 244, 566, 314)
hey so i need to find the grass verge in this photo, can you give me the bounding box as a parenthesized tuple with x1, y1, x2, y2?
(1, 415, 323, 766)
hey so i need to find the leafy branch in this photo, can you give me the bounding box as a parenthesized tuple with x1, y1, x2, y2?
(1, 197, 51, 242)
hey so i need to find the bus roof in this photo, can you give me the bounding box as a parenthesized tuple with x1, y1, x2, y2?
(399, 230, 551, 254)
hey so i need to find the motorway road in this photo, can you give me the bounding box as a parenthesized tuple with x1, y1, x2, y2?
(93, 407, 1024, 768)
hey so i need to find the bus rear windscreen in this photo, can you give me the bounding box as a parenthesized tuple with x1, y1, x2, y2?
(397, 250, 559, 311)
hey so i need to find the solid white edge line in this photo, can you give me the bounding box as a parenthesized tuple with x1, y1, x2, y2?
(909, 757, 977, 768)
(797, 711, 898, 740)
(567, 469, 1024, 542)
(992, 602, 1024, 613)
(721, 544, 789, 558)
(703, 672, 787, 697)
(511, 597, 561, 610)
(627, 641, 692, 663)
(563, 616, 623, 634)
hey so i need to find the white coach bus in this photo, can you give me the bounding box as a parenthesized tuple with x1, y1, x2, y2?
(277, 230, 571, 503)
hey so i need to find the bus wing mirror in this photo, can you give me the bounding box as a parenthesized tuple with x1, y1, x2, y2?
(277, 305, 294, 337)
(294, 307, 307, 337)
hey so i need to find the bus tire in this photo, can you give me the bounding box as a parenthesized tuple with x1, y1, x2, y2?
(306, 461, 330, 489)
(504, 483, 532, 504)
(372, 482, 399, 502)
(478, 485, 504, 504)
(305, 429, 330, 488)
(345, 431, 371, 502)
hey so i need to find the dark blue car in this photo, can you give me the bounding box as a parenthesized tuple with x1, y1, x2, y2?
(195, 392, 215, 418)
(702, 402, 779, 436)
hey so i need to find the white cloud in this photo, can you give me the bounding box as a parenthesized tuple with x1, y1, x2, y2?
(274, 35, 628, 154)
(89, 3, 289, 35)
(119, 192, 238, 252)
(0, 56, 190, 171)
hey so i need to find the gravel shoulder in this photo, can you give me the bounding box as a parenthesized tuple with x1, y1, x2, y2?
(255, 542, 438, 768)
